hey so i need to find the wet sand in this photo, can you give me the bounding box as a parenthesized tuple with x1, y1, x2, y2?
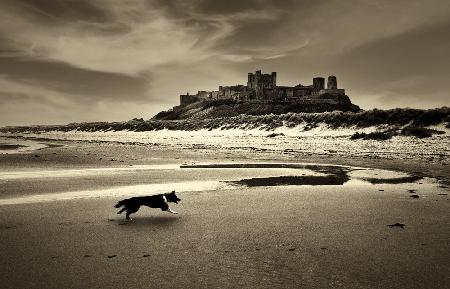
(0, 140, 449, 289)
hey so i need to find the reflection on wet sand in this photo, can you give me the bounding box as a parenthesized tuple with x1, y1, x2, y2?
(0, 162, 431, 205)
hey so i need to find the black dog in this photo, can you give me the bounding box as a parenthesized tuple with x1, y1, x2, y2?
(114, 191, 181, 220)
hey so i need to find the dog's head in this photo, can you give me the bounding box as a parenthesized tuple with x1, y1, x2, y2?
(165, 191, 181, 204)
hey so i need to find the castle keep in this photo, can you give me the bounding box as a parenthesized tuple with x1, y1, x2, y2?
(180, 70, 346, 107)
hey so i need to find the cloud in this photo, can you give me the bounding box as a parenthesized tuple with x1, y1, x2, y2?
(0, 2, 199, 75)
(0, 76, 160, 125)
(0, 0, 449, 125)
(334, 21, 450, 109)
(0, 56, 152, 101)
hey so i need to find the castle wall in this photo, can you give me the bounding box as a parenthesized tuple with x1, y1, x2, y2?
(180, 94, 198, 106)
(210, 91, 219, 99)
(319, 88, 345, 96)
(196, 91, 210, 100)
(180, 71, 346, 106)
(294, 86, 313, 97)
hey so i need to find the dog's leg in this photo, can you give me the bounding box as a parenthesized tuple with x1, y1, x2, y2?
(125, 211, 133, 220)
(167, 207, 178, 214)
(161, 202, 177, 214)
(117, 208, 126, 214)
(125, 206, 140, 221)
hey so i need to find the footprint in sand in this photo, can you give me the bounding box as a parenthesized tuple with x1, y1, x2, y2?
(107, 255, 117, 258)
(0, 225, 17, 230)
(142, 254, 150, 257)
(58, 222, 73, 226)
(388, 223, 405, 229)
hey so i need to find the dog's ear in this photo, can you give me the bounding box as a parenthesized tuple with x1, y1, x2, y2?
(171, 190, 176, 194)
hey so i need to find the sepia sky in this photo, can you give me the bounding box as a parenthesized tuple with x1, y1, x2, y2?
(0, 0, 449, 125)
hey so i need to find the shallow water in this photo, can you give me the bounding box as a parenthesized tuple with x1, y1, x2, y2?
(0, 162, 439, 206)
(0, 144, 26, 150)
(0, 137, 48, 154)
(0, 164, 181, 180)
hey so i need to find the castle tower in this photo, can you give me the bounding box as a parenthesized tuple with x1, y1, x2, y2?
(247, 70, 278, 99)
(255, 70, 262, 98)
(247, 73, 253, 89)
(327, 75, 337, 90)
(313, 77, 325, 91)
(271, 72, 277, 87)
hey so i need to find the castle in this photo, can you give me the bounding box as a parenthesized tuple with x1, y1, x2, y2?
(180, 70, 346, 106)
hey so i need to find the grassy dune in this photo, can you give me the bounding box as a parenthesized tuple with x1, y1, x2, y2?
(1, 107, 449, 137)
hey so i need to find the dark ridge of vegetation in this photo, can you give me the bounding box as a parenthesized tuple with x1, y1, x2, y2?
(350, 125, 445, 140)
(0, 107, 449, 134)
(154, 97, 360, 120)
(400, 126, 445, 138)
(412, 108, 450, 126)
(350, 131, 393, 141)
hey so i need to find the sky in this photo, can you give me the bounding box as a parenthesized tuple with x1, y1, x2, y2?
(0, 0, 449, 126)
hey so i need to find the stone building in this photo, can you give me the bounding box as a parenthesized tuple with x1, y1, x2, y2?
(180, 92, 198, 106)
(179, 70, 346, 106)
(247, 70, 277, 99)
(318, 75, 346, 96)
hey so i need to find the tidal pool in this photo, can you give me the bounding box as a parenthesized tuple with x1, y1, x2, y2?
(0, 162, 433, 206)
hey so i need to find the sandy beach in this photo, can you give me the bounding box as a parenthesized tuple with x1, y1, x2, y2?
(0, 138, 449, 289)
(1, 1, 450, 288)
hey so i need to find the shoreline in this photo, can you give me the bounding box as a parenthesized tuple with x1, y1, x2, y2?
(0, 136, 449, 289)
(1, 133, 449, 185)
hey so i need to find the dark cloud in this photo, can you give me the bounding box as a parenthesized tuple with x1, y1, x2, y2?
(0, 56, 150, 102)
(3, 0, 108, 23)
(0, 0, 449, 125)
(340, 22, 450, 81)
(194, 0, 309, 15)
(336, 21, 450, 108)
(196, 0, 266, 14)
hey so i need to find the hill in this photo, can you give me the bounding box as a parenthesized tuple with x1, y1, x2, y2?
(153, 95, 360, 121)
(1, 107, 448, 138)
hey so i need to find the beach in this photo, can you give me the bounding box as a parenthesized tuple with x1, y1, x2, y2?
(0, 136, 449, 289)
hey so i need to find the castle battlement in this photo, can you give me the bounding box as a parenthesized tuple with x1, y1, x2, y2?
(180, 70, 346, 106)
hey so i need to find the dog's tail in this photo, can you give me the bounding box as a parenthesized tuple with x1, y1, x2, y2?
(114, 199, 127, 208)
